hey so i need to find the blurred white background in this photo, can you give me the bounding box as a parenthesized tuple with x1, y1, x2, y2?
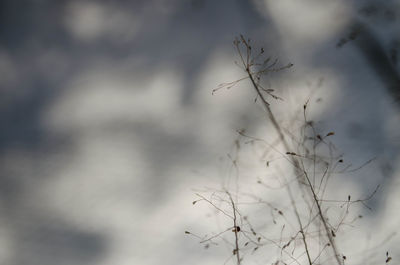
(0, 0, 399, 264)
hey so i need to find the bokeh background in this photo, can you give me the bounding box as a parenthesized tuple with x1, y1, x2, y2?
(0, 0, 399, 264)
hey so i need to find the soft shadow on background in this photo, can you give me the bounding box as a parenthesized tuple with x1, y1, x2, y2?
(0, 0, 399, 264)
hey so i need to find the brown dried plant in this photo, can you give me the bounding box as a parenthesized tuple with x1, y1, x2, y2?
(187, 36, 384, 265)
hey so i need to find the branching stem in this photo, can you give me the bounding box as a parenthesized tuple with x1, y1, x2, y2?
(246, 68, 343, 265)
(227, 191, 241, 265)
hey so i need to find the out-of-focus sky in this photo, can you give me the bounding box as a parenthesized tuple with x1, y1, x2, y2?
(0, 0, 399, 264)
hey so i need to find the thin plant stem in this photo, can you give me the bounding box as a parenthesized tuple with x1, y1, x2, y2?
(245, 66, 343, 265)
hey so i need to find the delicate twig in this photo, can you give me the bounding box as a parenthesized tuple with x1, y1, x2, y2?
(227, 191, 241, 265)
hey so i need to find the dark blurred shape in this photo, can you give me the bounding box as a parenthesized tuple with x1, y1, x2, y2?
(14, 223, 107, 265)
(351, 21, 400, 104)
(338, 19, 400, 104)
